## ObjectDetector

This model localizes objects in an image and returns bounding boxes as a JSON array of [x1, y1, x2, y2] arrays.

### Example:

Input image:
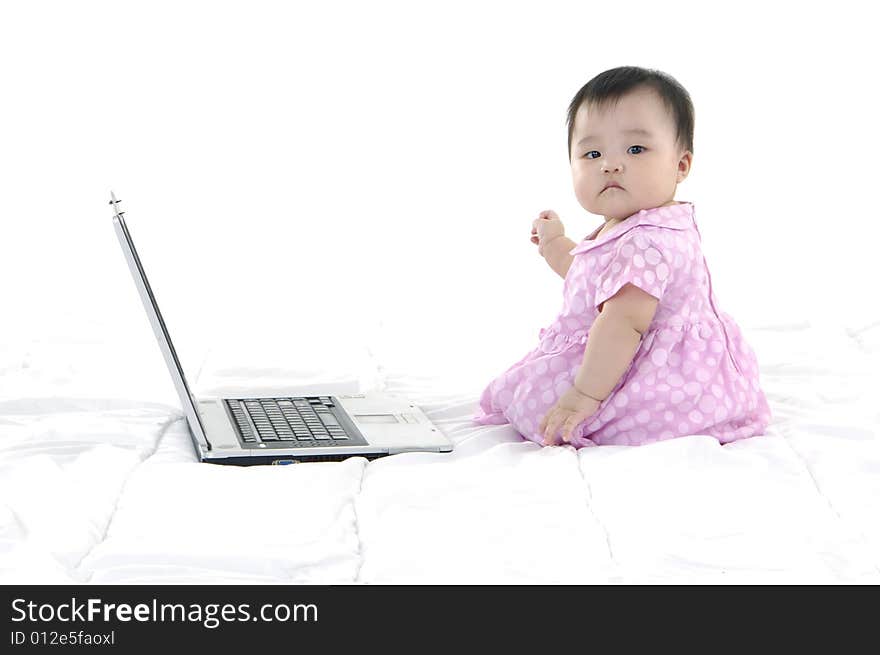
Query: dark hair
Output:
[[566, 66, 694, 162]]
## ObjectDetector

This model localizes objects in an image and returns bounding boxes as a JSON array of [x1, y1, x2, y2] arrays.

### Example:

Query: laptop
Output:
[[109, 191, 453, 465]]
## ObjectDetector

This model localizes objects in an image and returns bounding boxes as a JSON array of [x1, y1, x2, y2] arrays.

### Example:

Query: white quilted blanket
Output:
[[2, 319, 878, 584]]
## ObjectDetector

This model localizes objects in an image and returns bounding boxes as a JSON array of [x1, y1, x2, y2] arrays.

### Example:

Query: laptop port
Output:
[[272, 459, 298, 465]]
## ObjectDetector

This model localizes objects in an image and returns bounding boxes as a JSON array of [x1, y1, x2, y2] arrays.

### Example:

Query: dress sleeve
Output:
[[593, 229, 672, 312]]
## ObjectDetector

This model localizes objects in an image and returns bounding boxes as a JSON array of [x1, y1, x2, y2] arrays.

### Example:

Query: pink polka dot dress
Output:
[[472, 201, 772, 448]]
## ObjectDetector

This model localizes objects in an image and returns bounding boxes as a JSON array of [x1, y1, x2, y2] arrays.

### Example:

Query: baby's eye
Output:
[[583, 145, 646, 159]]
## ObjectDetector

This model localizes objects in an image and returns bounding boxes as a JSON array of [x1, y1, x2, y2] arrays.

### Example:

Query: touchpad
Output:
[[354, 414, 400, 424]]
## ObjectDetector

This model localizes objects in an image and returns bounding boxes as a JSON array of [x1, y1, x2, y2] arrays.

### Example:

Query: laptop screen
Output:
[[110, 195, 210, 451]]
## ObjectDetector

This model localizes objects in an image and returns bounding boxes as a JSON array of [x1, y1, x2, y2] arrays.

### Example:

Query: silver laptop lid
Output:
[[109, 192, 211, 452]]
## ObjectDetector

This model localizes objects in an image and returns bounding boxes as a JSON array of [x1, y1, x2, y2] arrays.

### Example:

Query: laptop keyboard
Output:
[[225, 396, 350, 444]]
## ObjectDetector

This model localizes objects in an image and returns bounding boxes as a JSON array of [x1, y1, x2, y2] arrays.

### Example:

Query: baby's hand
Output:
[[531, 210, 566, 257], [538, 385, 602, 445]]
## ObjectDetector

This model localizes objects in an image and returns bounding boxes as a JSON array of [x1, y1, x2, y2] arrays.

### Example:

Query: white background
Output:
[[1, 0, 876, 402]]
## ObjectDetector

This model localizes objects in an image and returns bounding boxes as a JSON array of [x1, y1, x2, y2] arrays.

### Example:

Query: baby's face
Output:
[[569, 87, 692, 222]]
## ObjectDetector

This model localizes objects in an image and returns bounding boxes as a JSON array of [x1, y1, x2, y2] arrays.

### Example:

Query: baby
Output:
[[472, 66, 771, 448]]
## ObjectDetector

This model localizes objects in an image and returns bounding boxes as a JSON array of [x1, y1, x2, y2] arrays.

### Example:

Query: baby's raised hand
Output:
[[531, 210, 566, 257]]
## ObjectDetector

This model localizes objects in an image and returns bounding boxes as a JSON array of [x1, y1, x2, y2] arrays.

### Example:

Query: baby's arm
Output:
[[573, 284, 659, 400], [541, 236, 576, 279]]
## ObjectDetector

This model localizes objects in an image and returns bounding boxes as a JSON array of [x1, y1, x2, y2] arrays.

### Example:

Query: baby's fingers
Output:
[[542, 412, 565, 446], [561, 416, 578, 443]]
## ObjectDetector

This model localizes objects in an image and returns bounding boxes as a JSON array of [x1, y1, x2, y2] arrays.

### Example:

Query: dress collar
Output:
[[569, 201, 695, 255]]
